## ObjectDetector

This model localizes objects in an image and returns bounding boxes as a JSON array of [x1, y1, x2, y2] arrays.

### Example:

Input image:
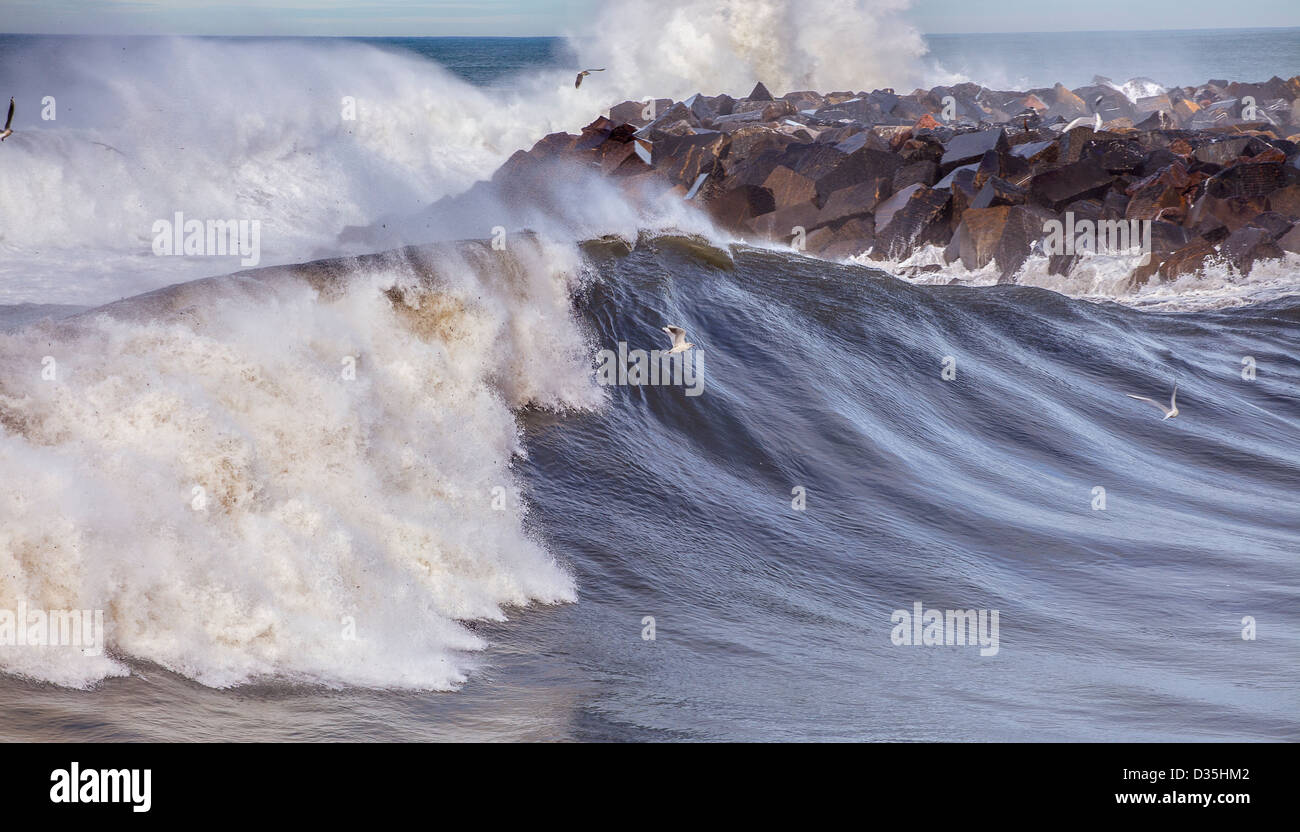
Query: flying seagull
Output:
[[1127, 385, 1179, 420], [0, 98, 13, 141], [1062, 95, 1104, 132], [661, 325, 694, 355], [575, 68, 605, 89]]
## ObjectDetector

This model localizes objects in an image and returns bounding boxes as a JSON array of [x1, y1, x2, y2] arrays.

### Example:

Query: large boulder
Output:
[[1010, 139, 1059, 165], [1048, 83, 1090, 119], [812, 147, 903, 204], [762, 164, 819, 208], [725, 147, 789, 187], [1204, 159, 1285, 198], [783, 90, 827, 111], [725, 127, 793, 170], [940, 128, 1010, 169], [704, 185, 776, 231], [810, 216, 876, 259], [871, 185, 952, 259], [894, 160, 940, 189], [1277, 223, 1300, 254], [1088, 139, 1148, 174], [1244, 210, 1294, 240], [1187, 193, 1269, 233], [946, 204, 1054, 279], [1158, 238, 1218, 279], [1029, 159, 1116, 210], [818, 178, 892, 224], [1265, 183, 1300, 216], [747, 200, 827, 240], [610, 99, 673, 127], [653, 132, 729, 186], [1220, 226, 1284, 271], [1192, 136, 1256, 166], [970, 176, 1029, 209], [835, 130, 892, 154]]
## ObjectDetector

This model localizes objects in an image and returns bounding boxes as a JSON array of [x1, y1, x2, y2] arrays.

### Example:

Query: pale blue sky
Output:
[[2, 0, 1297, 37]]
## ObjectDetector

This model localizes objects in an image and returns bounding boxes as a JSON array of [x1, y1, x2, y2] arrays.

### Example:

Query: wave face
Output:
[[0, 235, 1297, 738], [0, 238, 593, 689], [513, 240, 1300, 740], [1, 28, 1298, 738]]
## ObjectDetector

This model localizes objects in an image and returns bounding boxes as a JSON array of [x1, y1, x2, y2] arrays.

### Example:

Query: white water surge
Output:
[[0, 238, 597, 688]]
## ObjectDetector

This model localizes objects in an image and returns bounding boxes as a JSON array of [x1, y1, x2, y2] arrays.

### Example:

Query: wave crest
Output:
[[0, 237, 595, 688]]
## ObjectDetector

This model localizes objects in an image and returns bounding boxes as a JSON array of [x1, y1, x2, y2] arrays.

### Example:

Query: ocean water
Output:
[[0, 20, 1298, 741], [923, 27, 1300, 91]]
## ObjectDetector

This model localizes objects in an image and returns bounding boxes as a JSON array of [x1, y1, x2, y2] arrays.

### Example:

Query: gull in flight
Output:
[[1, 98, 13, 141], [1127, 384, 1179, 420], [575, 68, 605, 89], [661, 325, 694, 355], [1061, 95, 1104, 132]]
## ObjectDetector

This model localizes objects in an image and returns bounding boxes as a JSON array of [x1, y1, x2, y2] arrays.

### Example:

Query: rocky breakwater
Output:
[[484, 76, 1300, 285]]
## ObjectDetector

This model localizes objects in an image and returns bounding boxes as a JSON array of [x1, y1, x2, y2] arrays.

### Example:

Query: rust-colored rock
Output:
[[872, 185, 952, 259], [653, 132, 728, 186], [1158, 238, 1217, 279], [763, 165, 819, 208], [1266, 184, 1300, 216], [812, 216, 876, 259], [947, 204, 1054, 279], [705, 185, 775, 231], [819, 178, 891, 225], [970, 176, 1028, 209]]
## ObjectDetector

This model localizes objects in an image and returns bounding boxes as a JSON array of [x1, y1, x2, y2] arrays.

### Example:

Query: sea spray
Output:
[[570, 0, 954, 98], [0, 237, 598, 689]]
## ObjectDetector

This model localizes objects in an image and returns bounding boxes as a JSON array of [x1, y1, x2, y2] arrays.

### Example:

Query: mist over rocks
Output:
[[480, 74, 1300, 287]]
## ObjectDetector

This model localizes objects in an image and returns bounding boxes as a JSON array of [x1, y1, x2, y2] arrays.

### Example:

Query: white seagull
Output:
[[661, 325, 694, 355], [0, 97, 13, 141], [1127, 384, 1179, 420], [574, 68, 605, 89], [1061, 95, 1104, 132]]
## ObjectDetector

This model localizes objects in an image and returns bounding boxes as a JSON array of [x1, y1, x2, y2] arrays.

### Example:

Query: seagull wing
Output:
[[1169, 385, 1177, 410], [662, 325, 686, 348], [1127, 394, 1173, 417], [4, 98, 12, 131], [575, 73, 583, 89]]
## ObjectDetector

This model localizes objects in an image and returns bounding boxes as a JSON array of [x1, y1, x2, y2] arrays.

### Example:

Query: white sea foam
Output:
[[857, 245, 1300, 312], [0, 7, 1295, 693], [0, 3, 955, 306], [1100, 76, 1169, 103], [571, 0, 955, 100], [0, 2, 949, 690], [0, 237, 597, 688], [0, 37, 619, 305]]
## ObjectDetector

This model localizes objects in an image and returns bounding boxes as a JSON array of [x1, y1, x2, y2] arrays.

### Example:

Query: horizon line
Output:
[[1, 24, 1298, 39]]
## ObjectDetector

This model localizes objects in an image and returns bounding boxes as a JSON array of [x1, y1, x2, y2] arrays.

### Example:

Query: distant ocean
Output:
[[0, 26, 1297, 741], [360, 28, 1300, 90]]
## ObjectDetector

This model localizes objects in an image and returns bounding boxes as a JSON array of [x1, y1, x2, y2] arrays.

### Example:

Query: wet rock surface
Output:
[[480, 74, 1300, 285]]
